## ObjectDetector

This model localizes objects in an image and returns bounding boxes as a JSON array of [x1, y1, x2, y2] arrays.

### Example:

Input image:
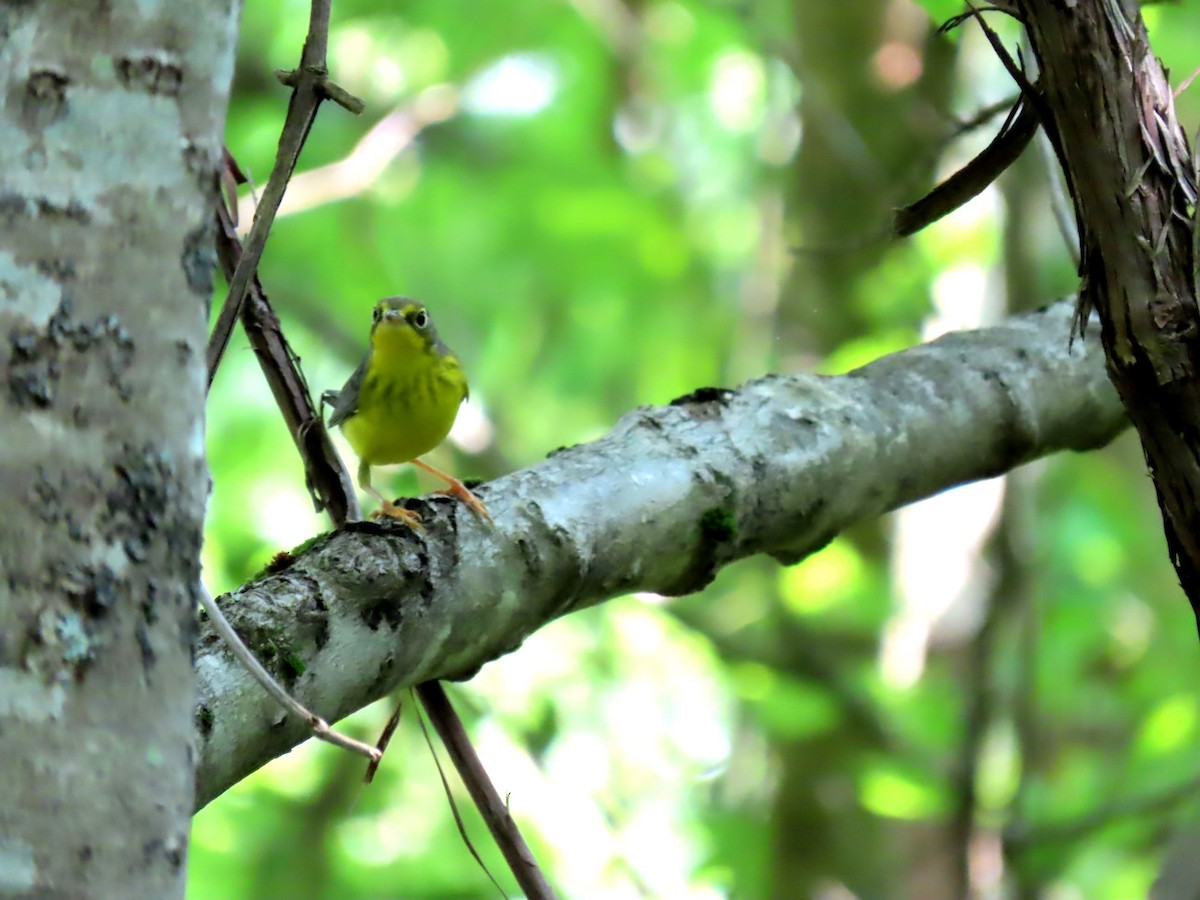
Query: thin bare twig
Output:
[[892, 7, 1045, 240], [416, 682, 558, 900], [206, 0, 363, 386], [413, 694, 510, 900], [213, 167, 359, 524], [364, 696, 404, 784], [1036, 126, 1081, 269], [893, 98, 1040, 237], [938, 5, 1023, 34], [199, 584, 381, 763], [1173, 65, 1200, 100], [957, 5, 1042, 116], [948, 93, 1022, 139]]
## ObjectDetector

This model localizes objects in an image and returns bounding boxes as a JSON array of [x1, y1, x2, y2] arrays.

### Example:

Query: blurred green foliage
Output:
[[193, 1, 1200, 897]]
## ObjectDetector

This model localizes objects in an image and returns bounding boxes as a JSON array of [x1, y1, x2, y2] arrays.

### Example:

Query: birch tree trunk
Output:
[[0, 3, 236, 896]]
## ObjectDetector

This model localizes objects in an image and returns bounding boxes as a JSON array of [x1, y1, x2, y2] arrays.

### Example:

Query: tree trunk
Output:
[[1017, 2, 1200, 627], [0, 2, 236, 896]]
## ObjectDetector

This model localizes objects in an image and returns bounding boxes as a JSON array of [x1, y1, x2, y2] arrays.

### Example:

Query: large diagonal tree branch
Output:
[[195, 300, 1126, 807], [1015, 3, 1200, 624]]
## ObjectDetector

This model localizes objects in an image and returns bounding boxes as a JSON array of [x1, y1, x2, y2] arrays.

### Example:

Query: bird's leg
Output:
[[411, 458, 491, 522], [359, 461, 423, 528]]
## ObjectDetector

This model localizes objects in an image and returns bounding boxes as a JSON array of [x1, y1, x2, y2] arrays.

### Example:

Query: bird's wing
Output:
[[436, 343, 470, 403], [325, 357, 369, 428]]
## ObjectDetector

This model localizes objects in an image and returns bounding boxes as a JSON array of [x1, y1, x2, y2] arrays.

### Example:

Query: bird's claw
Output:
[[370, 501, 423, 529], [436, 483, 491, 522]]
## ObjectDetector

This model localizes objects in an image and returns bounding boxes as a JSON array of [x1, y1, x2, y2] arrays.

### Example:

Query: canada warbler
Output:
[[323, 298, 489, 526]]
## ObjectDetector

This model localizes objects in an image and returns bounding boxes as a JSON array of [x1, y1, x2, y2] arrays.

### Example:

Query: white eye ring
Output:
[[413, 309, 429, 329], [372, 306, 383, 323]]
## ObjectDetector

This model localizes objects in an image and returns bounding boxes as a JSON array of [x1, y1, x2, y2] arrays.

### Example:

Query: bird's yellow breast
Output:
[[341, 323, 467, 466]]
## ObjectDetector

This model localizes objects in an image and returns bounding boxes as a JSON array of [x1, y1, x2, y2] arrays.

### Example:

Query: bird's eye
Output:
[[372, 305, 383, 323], [412, 309, 429, 329]]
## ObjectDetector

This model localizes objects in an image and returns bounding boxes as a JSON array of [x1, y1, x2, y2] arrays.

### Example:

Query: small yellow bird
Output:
[[323, 298, 489, 527]]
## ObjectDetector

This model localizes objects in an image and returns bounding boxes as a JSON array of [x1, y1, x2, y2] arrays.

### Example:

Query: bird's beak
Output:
[[382, 308, 403, 322]]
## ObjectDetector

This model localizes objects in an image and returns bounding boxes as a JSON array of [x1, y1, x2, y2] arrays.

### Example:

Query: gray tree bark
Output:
[[195, 300, 1127, 808], [0, 3, 236, 897]]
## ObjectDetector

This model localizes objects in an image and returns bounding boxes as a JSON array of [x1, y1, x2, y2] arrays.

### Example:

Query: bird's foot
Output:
[[369, 500, 423, 528], [436, 480, 491, 522]]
